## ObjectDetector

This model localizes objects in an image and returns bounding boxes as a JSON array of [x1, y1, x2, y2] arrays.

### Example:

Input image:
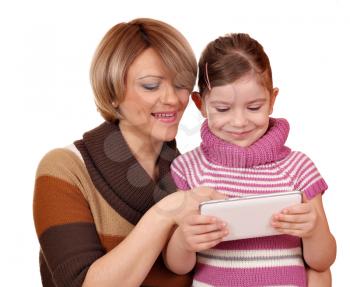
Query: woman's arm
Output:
[[83, 206, 174, 287]]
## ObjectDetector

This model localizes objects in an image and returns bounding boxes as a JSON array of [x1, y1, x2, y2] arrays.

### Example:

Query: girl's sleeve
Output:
[[33, 149, 105, 287], [170, 156, 191, 191], [292, 152, 328, 200]]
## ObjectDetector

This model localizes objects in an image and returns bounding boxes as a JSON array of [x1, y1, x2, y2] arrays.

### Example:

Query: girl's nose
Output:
[[230, 111, 248, 127]]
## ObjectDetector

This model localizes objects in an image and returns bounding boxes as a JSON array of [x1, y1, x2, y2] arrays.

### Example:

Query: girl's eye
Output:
[[142, 83, 159, 91], [215, 107, 229, 113], [248, 106, 261, 111]]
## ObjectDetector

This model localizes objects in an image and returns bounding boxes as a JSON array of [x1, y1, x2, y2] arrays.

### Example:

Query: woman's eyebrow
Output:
[[137, 75, 164, 80]]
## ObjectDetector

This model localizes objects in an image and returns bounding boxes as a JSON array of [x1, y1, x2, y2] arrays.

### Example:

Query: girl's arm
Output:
[[163, 212, 228, 275], [272, 193, 336, 271], [301, 194, 336, 271]]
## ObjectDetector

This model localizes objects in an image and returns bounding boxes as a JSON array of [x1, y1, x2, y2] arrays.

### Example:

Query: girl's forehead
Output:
[[208, 78, 268, 103]]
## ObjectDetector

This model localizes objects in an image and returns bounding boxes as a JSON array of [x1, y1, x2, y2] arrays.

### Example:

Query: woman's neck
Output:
[[119, 122, 162, 180]]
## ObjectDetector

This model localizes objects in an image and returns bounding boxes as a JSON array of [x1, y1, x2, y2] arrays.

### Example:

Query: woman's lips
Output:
[[151, 112, 177, 123]]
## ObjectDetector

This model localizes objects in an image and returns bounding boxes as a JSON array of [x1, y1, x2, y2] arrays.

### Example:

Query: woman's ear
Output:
[[269, 87, 279, 114]]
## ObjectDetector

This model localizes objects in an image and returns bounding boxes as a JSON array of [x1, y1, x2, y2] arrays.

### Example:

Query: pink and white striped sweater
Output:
[[171, 118, 328, 287]]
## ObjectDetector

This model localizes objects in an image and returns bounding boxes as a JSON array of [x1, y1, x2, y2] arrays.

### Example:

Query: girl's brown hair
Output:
[[90, 18, 197, 122], [198, 33, 273, 96]]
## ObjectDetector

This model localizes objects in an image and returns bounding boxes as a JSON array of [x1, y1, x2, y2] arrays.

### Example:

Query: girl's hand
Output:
[[176, 213, 229, 252], [271, 201, 318, 238], [155, 186, 227, 226]]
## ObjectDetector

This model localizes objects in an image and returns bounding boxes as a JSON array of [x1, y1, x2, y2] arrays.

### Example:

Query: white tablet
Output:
[[199, 191, 302, 241]]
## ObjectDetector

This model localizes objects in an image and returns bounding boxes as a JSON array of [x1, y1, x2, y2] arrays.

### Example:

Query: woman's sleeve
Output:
[[292, 152, 328, 200], [33, 149, 105, 287]]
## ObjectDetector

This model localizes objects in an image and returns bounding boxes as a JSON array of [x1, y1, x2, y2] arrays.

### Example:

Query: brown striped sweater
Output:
[[33, 121, 192, 287]]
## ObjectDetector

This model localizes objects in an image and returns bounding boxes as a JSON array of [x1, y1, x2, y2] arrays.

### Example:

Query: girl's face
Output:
[[116, 48, 190, 144], [202, 73, 278, 147]]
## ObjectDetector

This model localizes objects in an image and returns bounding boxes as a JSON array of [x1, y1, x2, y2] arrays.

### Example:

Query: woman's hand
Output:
[[271, 200, 318, 238], [176, 213, 229, 252], [155, 186, 227, 226]]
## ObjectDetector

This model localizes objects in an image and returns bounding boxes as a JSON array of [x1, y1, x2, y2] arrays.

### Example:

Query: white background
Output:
[[1, 0, 349, 285]]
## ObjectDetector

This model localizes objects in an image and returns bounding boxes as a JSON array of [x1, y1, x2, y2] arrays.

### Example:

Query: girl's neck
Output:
[[200, 118, 291, 168]]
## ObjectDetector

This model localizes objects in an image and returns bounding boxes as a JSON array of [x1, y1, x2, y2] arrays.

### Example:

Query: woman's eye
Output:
[[174, 84, 186, 90], [248, 106, 261, 111], [215, 107, 229, 113], [142, 84, 159, 91]]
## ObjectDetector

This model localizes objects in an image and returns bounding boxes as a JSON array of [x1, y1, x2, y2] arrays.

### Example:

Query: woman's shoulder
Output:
[[35, 144, 86, 183]]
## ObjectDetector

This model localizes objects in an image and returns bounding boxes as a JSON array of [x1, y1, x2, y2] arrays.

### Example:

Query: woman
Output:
[[33, 18, 224, 287]]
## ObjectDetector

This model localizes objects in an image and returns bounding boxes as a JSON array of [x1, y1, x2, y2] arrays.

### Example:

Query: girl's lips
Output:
[[151, 112, 178, 123], [229, 130, 252, 138]]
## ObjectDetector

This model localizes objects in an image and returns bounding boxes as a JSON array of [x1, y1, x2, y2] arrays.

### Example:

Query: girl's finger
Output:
[[187, 214, 223, 226], [194, 229, 229, 244], [196, 238, 224, 251], [188, 222, 227, 235], [282, 203, 311, 215], [273, 213, 308, 223]]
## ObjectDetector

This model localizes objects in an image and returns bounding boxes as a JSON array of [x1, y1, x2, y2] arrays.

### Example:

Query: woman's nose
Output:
[[160, 86, 179, 105]]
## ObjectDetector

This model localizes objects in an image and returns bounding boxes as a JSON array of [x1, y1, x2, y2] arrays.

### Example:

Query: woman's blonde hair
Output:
[[90, 18, 197, 122]]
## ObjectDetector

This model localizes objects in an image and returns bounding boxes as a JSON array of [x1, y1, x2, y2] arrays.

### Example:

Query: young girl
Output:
[[163, 34, 336, 286]]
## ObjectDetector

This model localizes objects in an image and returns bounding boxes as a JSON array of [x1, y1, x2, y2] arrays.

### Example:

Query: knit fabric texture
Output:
[[33, 121, 192, 287], [171, 118, 328, 287]]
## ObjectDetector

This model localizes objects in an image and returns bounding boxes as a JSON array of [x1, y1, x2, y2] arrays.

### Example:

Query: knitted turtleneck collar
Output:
[[200, 118, 291, 168], [74, 121, 179, 225]]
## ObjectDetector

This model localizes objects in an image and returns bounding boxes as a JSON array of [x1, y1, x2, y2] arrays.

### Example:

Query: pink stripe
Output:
[[304, 178, 327, 199], [194, 263, 306, 287], [213, 235, 301, 250], [282, 152, 306, 176], [188, 149, 204, 186], [198, 149, 283, 175], [171, 168, 190, 190], [176, 155, 196, 188]]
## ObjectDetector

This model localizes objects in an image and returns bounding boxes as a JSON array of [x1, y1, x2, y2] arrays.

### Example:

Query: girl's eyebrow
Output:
[[247, 98, 267, 104], [209, 100, 231, 105]]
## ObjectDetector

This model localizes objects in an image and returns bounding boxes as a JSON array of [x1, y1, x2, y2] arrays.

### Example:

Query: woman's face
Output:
[[116, 48, 190, 144]]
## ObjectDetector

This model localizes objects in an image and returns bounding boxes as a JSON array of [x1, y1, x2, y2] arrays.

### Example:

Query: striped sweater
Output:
[[170, 118, 328, 287], [33, 121, 192, 287]]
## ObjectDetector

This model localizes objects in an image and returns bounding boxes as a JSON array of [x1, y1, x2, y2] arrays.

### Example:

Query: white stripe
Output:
[[197, 255, 304, 268], [201, 182, 293, 192], [299, 170, 321, 189], [201, 174, 292, 186], [171, 164, 187, 181], [199, 247, 302, 258], [188, 149, 203, 186], [178, 155, 197, 188], [192, 280, 214, 287]]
